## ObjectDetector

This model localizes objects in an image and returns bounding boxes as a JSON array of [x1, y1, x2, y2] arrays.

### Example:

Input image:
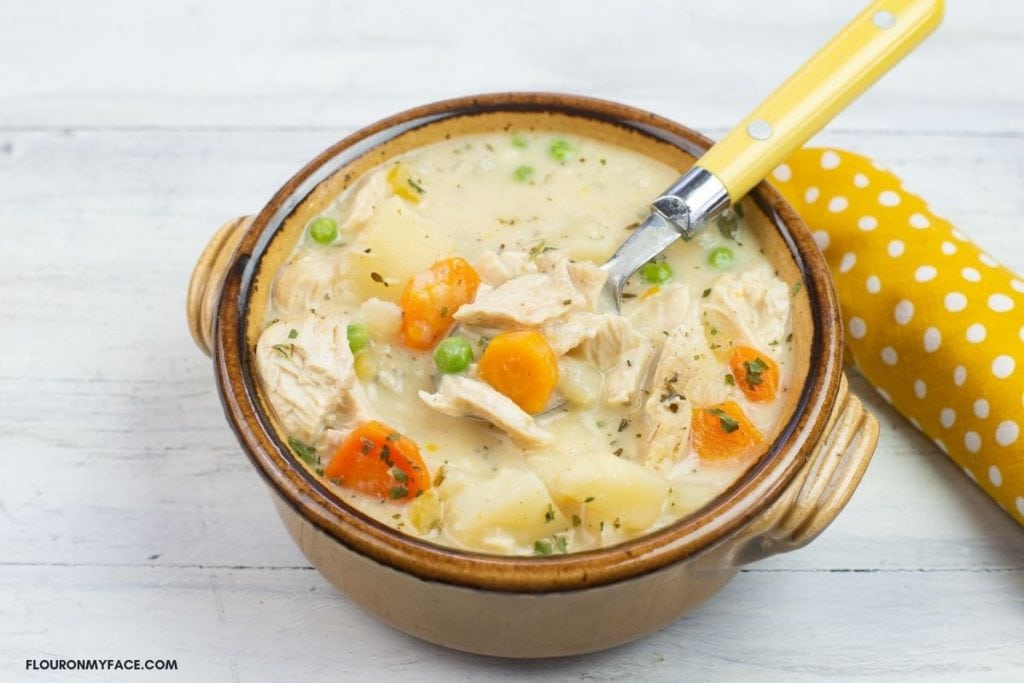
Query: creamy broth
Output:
[[256, 131, 796, 555]]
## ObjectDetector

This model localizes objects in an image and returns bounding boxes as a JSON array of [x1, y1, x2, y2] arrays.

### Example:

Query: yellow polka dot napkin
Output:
[[771, 148, 1023, 525]]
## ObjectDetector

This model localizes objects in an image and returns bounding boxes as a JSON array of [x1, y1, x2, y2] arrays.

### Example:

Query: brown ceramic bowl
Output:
[[186, 93, 878, 658]]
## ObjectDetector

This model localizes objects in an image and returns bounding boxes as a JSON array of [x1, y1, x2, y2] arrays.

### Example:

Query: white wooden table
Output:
[[3, 1, 1022, 680]]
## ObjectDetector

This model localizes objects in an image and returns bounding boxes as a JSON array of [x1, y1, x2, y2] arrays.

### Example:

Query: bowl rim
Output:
[[212, 91, 843, 593]]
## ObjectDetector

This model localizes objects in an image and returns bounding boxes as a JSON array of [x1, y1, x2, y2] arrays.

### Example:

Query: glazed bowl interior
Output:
[[215, 93, 841, 592]]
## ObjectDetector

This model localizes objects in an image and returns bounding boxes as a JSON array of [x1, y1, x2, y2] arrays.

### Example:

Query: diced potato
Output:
[[529, 451, 670, 532], [443, 468, 570, 551], [408, 489, 442, 533], [667, 479, 722, 517], [339, 197, 456, 303], [557, 356, 603, 406]]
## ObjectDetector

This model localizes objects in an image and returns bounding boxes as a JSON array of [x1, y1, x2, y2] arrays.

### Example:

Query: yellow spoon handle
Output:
[[698, 0, 944, 201]]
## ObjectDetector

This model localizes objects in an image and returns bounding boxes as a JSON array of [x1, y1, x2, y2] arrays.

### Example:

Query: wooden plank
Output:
[[0, 1, 1021, 132], [1, 564, 1021, 680]]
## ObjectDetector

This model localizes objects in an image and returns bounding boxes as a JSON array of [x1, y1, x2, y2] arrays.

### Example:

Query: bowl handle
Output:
[[186, 216, 253, 356], [729, 374, 879, 566]]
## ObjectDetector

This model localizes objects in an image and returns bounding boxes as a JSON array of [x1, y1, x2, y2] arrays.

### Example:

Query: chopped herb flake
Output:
[[544, 504, 555, 523], [271, 343, 294, 358], [388, 485, 409, 500], [533, 539, 553, 556], [407, 178, 425, 194], [287, 436, 318, 466], [743, 357, 769, 387], [708, 408, 740, 433], [287, 328, 298, 339]]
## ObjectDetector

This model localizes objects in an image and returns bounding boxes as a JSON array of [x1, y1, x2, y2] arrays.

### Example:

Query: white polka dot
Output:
[[812, 231, 830, 252], [961, 267, 981, 282], [909, 417, 922, 430], [820, 151, 841, 169], [940, 241, 957, 255], [828, 196, 849, 213], [951, 229, 967, 242], [944, 292, 967, 312], [987, 463, 1001, 485], [839, 252, 856, 273], [923, 327, 941, 352], [853, 173, 870, 188], [992, 355, 1015, 379], [878, 190, 901, 207], [914, 380, 927, 399], [979, 253, 998, 268], [908, 213, 930, 229], [965, 323, 986, 343], [858, 215, 878, 231], [988, 293, 1014, 313], [914, 265, 937, 282], [866, 275, 881, 293], [1011, 279, 1024, 293], [995, 421, 1019, 447], [973, 399, 989, 419], [940, 408, 956, 428], [1020, 325, 1024, 343], [876, 387, 892, 404], [805, 187, 820, 203], [881, 347, 898, 365], [894, 300, 914, 325], [772, 163, 792, 181], [849, 317, 867, 339], [962, 465, 975, 480], [1016, 497, 1024, 517], [887, 240, 905, 257], [953, 366, 967, 386], [965, 432, 981, 453]]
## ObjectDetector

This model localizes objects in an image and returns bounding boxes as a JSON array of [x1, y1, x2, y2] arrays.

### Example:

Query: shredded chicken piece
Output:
[[542, 312, 653, 406], [270, 253, 340, 316], [454, 254, 607, 328], [255, 315, 374, 444], [628, 284, 692, 341], [474, 250, 536, 287], [418, 376, 554, 449], [643, 301, 729, 470], [337, 168, 391, 235], [703, 266, 792, 355]]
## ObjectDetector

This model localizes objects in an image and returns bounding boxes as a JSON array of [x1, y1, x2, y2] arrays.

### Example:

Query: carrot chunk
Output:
[[477, 330, 559, 414], [691, 401, 764, 462], [728, 346, 779, 402], [399, 257, 480, 350], [325, 421, 430, 503]]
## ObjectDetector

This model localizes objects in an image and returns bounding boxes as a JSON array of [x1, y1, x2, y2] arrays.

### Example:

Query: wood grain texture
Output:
[[2, 0, 1023, 679]]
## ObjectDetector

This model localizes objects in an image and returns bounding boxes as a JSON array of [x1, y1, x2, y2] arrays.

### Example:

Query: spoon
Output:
[[447, 0, 944, 411], [601, 0, 943, 308]]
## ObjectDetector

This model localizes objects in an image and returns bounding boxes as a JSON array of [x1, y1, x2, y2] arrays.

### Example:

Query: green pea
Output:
[[309, 217, 338, 245], [433, 337, 473, 374], [346, 323, 370, 353], [513, 165, 534, 182], [547, 139, 576, 163], [708, 247, 735, 270], [640, 261, 673, 284]]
